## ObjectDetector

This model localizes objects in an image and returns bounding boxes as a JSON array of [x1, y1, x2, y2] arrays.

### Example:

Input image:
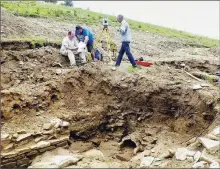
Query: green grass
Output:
[[3, 36, 62, 48], [1, 1, 219, 47]]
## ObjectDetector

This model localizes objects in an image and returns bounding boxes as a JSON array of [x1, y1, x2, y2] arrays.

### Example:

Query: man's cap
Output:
[[75, 25, 82, 30]]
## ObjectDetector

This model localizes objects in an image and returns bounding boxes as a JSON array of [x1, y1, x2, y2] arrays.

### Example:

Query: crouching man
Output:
[[60, 31, 86, 66]]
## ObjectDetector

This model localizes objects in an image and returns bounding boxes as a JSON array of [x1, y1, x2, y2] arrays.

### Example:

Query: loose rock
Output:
[[210, 162, 220, 168], [55, 69, 62, 75], [192, 84, 202, 90], [1, 133, 9, 140], [12, 133, 19, 139], [131, 150, 150, 163], [43, 123, 53, 130], [29, 148, 82, 168], [30, 141, 50, 150], [83, 149, 104, 160], [61, 121, 70, 127], [175, 148, 188, 161], [187, 150, 196, 157], [206, 134, 219, 141], [192, 161, 209, 168], [194, 151, 202, 163], [140, 156, 154, 167], [4, 143, 14, 150], [211, 126, 220, 136], [34, 137, 43, 143], [16, 133, 32, 142], [51, 118, 62, 128], [17, 129, 27, 134], [116, 154, 130, 161], [187, 156, 194, 162], [198, 137, 220, 153]]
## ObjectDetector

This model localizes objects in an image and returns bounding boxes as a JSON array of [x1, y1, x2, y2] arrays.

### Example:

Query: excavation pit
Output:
[[1, 45, 219, 168]]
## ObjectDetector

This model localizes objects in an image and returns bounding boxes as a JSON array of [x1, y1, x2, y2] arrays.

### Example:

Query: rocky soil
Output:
[[1, 8, 220, 168]]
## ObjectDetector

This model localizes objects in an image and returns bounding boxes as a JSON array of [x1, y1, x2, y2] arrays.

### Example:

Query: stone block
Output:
[[39, 146, 56, 153], [1, 151, 18, 159], [16, 147, 31, 155], [1, 158, 16, 165], [43, 130, 54, 135], [17, 139, 29, 147], [62, 145, 69, 149], [16, 133, 32, 142], [1, 161, 17, 168], [49, 139, 61, 146], [175, 148, 188, 161], [30, 141, 51, 150], [49, 136, 69, 146], [43, 123, 53, 130], [140, 156, 155, 167], [26, 150, 38, 157], [199, 137, 220, 153], [17, 157, 29, 166], [56, 141, 68, 148]]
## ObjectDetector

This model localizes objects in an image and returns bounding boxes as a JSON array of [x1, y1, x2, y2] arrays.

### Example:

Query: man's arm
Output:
[[83, 29, 90, 44], [64, 41, 78, 51], [119, 21, 127, 34], [75, 30, 80, 41]]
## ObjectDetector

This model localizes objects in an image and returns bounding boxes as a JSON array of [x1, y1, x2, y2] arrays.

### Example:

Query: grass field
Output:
[[1, 1, 219, 47]]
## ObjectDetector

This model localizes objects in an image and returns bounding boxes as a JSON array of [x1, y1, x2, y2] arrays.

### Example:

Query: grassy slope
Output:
[[1, 1, 219, 47]]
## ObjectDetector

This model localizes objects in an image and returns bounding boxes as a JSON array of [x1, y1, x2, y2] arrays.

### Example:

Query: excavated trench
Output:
[[1, 44, 219, 168], [60, 69, 217, 139]]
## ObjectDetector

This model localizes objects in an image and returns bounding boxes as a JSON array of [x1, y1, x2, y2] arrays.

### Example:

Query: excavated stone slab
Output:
[[16, 133, 32, 142], [1, 133, 9, 140], [140, 156, 155, 167], [206, 134, 219, 141], [198, 137, 220, 153], [43, 123, 53, 130], [210, 162, 220, 168], [28, 148, 83, 168], [1, 151, 18, 159], [43, 130, 54, 135], [61, 121, 70, 127], [30, 141, 50, 150], [16, 147, 31, 154], [211, 126, 220, 136], [192, 161, 209, 168], [83, 149, 104, 160], [4, 143, 14, 151], [175, 148, 188, 161], [194, 151, 202, 163], [49, 136, 69, 146]]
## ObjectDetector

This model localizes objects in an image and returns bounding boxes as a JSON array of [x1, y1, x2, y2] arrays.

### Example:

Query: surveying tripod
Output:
[[93, 25, 116, 63]]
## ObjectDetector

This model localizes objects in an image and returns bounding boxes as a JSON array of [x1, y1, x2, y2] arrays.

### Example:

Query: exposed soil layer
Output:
[[1, 8, 220, 168]]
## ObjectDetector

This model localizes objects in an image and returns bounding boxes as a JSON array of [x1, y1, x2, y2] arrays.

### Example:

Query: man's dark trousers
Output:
[[115, 42, 136, 66]]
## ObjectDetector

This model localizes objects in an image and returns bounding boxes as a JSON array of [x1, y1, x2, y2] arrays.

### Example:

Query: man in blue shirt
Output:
[[75, 25, 94, 56]]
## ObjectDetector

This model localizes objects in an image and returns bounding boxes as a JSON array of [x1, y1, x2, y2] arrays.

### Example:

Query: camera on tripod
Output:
[[102, 17, 108, 27]]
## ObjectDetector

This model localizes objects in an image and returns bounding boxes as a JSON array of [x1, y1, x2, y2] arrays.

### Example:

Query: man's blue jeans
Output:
[[115, 42, 136, 67]]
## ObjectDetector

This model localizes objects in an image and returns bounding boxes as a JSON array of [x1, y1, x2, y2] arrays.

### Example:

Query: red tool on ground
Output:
[[136, 61, 153, 67]]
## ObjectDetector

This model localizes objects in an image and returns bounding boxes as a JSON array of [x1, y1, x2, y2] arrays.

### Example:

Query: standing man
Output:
[[111, 14, 137, 71], [60, 31, 86, 66], [75, 25, 94, 59]]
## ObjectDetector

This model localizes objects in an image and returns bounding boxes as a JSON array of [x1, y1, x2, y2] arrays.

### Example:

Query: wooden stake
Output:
[[183, 70, 203, 82]]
